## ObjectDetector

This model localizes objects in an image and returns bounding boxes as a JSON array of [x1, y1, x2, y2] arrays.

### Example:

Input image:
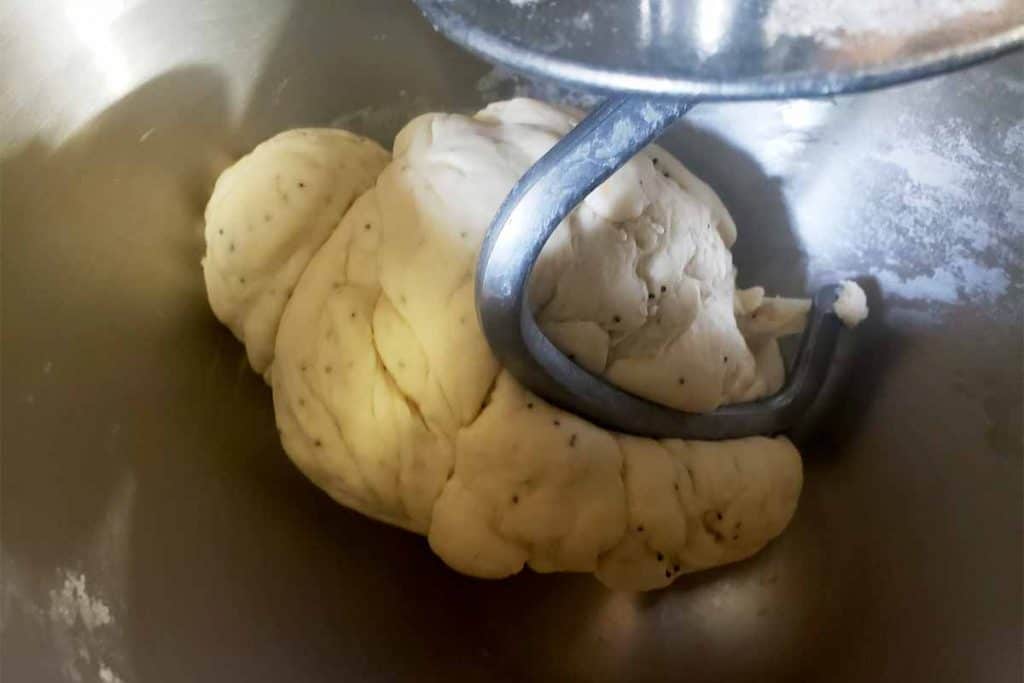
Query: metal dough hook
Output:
[[413, 0, 1024, 439], [476, 95, 844, 439]]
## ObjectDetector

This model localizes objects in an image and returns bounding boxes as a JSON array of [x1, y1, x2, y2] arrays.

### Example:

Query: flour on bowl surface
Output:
[[764, 0, 1008, 48]]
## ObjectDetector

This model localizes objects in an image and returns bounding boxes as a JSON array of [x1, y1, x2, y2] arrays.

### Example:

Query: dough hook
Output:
[[413, 0, 1024, 439]]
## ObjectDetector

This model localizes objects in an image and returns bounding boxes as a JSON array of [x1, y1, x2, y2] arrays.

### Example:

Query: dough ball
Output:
[[203, 129, 389, 375], [212, 99, 809, 590]]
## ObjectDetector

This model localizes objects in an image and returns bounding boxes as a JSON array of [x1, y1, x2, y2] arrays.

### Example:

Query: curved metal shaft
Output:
[[476, 96, 845, 439]]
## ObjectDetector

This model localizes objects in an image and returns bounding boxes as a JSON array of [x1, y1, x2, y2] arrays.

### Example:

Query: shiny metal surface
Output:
[[414, 0, 1024, 97], [2, 2, 1021, 682], [477, 95, 847, 439]]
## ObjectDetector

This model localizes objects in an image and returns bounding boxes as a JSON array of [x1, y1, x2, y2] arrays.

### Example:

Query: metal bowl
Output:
[[2, 2, 1021, 682]]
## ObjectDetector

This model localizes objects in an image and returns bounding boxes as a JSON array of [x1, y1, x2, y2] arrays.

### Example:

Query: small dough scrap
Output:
[[738, 294, 814, 394], [203, 129, 389, 375], [834, 280, 869, 328]]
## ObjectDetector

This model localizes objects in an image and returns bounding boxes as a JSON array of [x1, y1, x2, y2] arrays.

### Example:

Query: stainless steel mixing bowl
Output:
[[2, 2, 1021, 682]]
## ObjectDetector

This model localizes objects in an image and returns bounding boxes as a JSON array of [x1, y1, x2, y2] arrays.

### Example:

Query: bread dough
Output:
[[834, 280, 869, 328], [206, 99, 816, 590], [203, 129, 389, 376]]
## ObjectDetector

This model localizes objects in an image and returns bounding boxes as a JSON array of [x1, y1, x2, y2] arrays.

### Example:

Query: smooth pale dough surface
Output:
[[203, 129, 390, 376], [210, 99, 809, 590]]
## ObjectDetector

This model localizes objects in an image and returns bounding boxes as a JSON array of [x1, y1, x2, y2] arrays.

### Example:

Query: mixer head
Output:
[[414, 0, 1023, 98]]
